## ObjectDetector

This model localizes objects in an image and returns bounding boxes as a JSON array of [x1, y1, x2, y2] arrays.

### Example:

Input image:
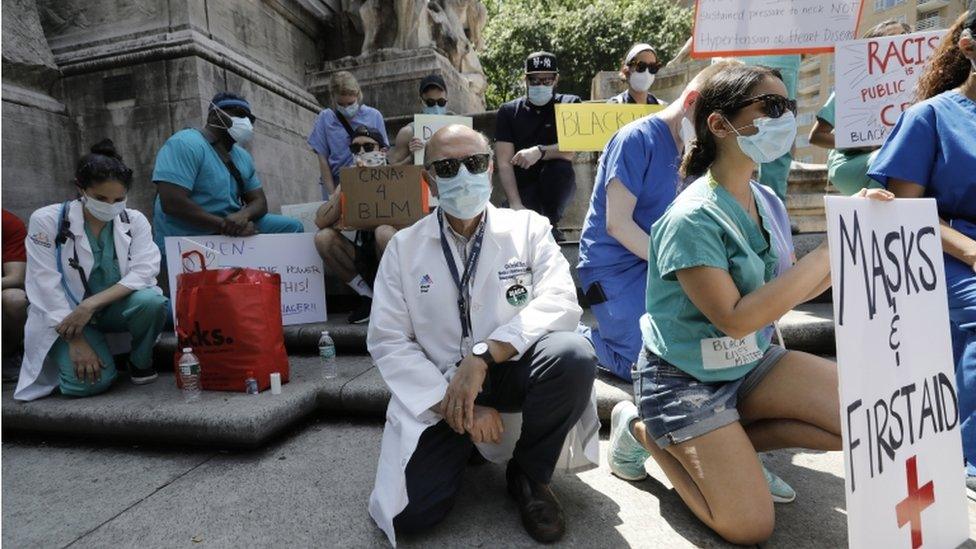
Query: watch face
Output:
[[473, 342, 489, 355]]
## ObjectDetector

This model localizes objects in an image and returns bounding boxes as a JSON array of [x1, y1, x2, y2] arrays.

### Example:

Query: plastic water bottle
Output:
[[244, 370, 259, 395], [319, 331, 337, 379], [178, 348, 201, 402]]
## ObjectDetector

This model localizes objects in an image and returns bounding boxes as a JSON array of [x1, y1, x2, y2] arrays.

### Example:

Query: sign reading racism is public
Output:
[[691, 0, 863, 57], [413, 114, 474, 165], [555, 103, 663, 152], [834, 30, 945, 149], [339, 165, 429, 229], [164, 233, 327, 326], [825, 197, 970, 548]]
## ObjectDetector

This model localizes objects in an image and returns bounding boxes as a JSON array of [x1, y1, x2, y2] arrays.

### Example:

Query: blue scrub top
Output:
[[578, 116, 680, 276], [151, 129, 262, 249], [307, 106, 389, 180]]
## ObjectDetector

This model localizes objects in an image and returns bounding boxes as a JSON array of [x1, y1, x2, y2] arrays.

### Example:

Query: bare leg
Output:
[[374, 225, 397, 257], [314, 228, 357, 283]]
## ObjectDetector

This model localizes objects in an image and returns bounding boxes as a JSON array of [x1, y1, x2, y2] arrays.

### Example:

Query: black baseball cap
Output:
[[419, 74, 447, 94], [352, 125, 387, 148], [525, 51, 558, 74]]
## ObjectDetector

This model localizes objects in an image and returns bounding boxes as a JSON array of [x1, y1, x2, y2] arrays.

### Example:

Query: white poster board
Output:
[[691, 0, 862, 58], [165, 233, 327, 326], [281, 202, 325, 233], [825, 197, 969, 549], [413, 114, 473, 165], [834, 30, 945, 149]]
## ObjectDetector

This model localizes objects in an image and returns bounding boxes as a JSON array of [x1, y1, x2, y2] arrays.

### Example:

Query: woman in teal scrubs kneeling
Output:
[[606, 65, 892, 544], [15, 140, 168, 401]]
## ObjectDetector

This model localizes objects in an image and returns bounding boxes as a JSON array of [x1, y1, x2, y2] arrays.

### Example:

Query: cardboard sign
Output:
[[834, 30, 945, 149], [339, 165, 429, 229], [413, 114, 474, 165], [164, 233, 327, 326], [554, 103, 663, 152], [825, 197, 970, 549], [692, 0, 863, 57], [281, 202, 325, 233]]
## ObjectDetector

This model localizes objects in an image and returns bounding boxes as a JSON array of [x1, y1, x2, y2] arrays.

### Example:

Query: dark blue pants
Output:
[[515, 160, 576, 227], [392, 332, 596, 535]]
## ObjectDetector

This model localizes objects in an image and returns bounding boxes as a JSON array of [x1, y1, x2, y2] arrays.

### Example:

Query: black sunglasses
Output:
[[423, 98, 448, 107], [728, 94, 797, 119], [629, 61, 661, 74], [350, 143, 378, 154], [425, 153, 491, 178], [527, 75, 557, 86]]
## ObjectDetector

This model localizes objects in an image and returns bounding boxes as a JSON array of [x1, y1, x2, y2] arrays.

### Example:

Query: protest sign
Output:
[[834, 30, 945, 149], [554, 103, 663, 152], [413, 114, 473, 165], [691, 0, 863, 58], [281, 202, 325, 233], [825, 197, 969, 549], [164, 233, 327, 326], [340, 165, 429, 229]]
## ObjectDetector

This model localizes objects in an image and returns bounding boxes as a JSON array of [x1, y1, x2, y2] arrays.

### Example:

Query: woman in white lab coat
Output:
[[15, 139, 167, 401]]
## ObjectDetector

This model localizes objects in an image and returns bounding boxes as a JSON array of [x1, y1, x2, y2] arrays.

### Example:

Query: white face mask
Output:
[[629, 71, 655, 92], [357, 150, 387, 167], [337, 102, 360, 119], [83, 193, 126, 222], [726, 112, 797, 165], [227, 116, 254, 145]]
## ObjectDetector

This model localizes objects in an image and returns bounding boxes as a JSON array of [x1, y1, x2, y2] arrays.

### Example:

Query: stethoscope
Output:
[[54, 200, 131, 307]]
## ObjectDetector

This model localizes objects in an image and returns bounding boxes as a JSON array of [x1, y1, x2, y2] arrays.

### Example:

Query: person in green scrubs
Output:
[[606, 65, 893, 545]]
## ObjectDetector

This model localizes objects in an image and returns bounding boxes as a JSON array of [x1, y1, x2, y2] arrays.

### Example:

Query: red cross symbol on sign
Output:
[[895, 455, 935, 549]]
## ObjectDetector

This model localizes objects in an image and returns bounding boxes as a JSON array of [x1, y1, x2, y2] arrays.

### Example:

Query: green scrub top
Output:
[[642, 174, 779, 382], [84, 220, 122, 294], [818, 92, 881, 196]]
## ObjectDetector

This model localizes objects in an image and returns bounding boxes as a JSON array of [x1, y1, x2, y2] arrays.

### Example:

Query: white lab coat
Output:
[[14, 200, 162, 402], [366, 204, 600, 546]]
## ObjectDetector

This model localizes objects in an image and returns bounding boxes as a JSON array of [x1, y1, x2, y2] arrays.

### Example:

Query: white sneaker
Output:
[[608, 401, 650, 481]]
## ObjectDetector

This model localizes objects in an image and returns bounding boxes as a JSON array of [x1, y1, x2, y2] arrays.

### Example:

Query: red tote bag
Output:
[[174, 251, 289, 392]]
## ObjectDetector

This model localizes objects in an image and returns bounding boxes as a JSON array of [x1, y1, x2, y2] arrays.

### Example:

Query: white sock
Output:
[[347, 275, 374, 298]]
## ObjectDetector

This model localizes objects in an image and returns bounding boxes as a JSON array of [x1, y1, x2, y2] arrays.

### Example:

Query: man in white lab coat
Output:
[[367, 124, 599, 545]]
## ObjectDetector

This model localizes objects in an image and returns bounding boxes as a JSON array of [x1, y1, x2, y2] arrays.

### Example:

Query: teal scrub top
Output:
[[642, 175, 779, 382], [84, 220, 122, 294]]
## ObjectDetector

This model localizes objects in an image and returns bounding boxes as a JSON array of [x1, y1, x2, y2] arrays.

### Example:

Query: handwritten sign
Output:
[[413, 114, 473, 165], [164, 233, 327, 326], [554, 103, 663, 152], [825, 197, 969, 549], [692, 0, 863, 57], [281, 202, 325, 233], [339, 165, 429, 229], [834, 30, 945, 149]]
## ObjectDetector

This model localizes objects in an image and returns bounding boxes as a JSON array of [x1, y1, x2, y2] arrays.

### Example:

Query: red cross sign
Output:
[[895, 455, 935, 549]]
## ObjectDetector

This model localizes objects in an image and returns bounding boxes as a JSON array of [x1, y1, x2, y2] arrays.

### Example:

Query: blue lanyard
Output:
[[438, 213, 486, 341]]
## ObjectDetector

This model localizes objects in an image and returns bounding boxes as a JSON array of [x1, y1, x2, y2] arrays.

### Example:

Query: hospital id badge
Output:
[[700, 333, 762, 370]]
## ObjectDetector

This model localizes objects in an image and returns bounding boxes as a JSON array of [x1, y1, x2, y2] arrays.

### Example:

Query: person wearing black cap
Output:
[[390, 74, 454, 165], [495, 51, 581, 241], [152, 91, 302, 256], [313, 125, 396, 324]]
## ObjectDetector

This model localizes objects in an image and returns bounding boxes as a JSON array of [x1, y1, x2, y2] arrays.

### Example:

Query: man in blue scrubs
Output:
[[152, 92, 303, 254]]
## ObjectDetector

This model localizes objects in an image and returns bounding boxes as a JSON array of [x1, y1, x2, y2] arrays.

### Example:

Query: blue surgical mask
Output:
[[726, 112, 797, 165], [337, 102, 360, 119], [527, 85, 554, 106], [422, 104, 448, 115], [435, 165, 492, 220]]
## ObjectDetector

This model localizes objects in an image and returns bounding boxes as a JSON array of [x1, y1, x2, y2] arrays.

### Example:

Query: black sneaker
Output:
[[348, 297, 372, 325], [130, 364, 158, 385]]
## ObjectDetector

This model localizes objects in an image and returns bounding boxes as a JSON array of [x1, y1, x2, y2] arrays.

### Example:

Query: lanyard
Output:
[[438, 213, 486, 345]]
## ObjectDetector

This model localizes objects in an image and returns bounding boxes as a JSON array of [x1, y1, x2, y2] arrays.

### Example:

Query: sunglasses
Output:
[[425, 153, 491, 178], [527, 76, 557, 86], [629, 61, 661, 74], [728, 94, 797, 119], [423, 98, 448, 107], [350, 143, 379, 154]]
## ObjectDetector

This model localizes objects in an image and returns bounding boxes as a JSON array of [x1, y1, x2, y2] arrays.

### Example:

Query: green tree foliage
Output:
[[480, 0, 693, 109]]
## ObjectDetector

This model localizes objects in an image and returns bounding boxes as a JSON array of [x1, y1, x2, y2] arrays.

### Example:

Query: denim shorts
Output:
[[632, 345, 788, 448]]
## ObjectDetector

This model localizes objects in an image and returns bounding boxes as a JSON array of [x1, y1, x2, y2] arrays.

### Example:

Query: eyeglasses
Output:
[[350, 143, 378, 154], [629, 61, 661, 74], [425, 153, 491, 178], [527, 75, 556, 86], [728, 94, 797, 119], [423, 98, 448, 107]]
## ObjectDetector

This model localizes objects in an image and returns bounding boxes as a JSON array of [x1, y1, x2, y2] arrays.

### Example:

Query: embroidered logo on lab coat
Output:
[[29, 232, 52, 248], [420, 274, 433, 294]]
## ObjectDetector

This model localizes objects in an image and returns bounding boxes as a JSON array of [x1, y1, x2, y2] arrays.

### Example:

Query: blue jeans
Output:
[[579, 261, 647, 381], [945, 256, 976, 476]]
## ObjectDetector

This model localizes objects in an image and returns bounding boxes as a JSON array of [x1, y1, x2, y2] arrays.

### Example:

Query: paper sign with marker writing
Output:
[[555, 103, 663, 152], [340, 165, 429, 229], [281, 202, 325, 233], [164, 233, 327, 326], [692, 0, 862, 57], [825, 197, 969, 549], [413, 114, 473, 165], [834, 30, 945, 149]]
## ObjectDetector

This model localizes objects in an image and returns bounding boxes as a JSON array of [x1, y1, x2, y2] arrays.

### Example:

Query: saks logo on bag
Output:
[[179, 321, 235, 348]]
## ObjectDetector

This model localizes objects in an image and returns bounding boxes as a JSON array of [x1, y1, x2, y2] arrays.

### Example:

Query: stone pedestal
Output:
[[309, 48, 486, 118], [590, 71, 627, 101]]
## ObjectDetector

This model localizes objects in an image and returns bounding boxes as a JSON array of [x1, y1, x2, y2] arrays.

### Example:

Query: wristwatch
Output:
[[472, 341, 496, 367]]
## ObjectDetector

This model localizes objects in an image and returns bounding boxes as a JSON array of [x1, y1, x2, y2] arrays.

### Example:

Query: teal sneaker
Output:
[[608, 401, 650, 481], [763, 464, 796, 503]]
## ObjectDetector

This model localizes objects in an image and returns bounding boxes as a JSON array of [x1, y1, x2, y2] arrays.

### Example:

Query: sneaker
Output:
[[130, 364, 158, 385], [348, 297, 372, 325], [763, 464, 796, 503], [608, 401, 650, 481], [966, 475, 976, 502]]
